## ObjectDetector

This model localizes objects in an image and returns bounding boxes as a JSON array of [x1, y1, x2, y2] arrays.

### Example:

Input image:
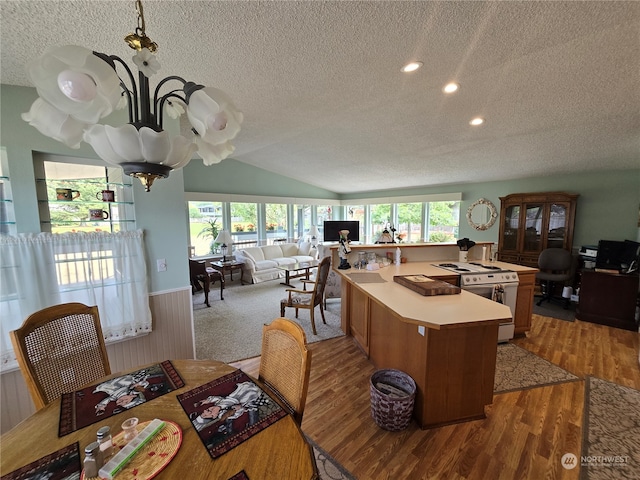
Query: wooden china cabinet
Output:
[[497, 192, 578, 268]]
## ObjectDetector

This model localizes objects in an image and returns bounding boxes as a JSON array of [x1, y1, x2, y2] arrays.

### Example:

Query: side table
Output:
[[211, 260, 246, 285]]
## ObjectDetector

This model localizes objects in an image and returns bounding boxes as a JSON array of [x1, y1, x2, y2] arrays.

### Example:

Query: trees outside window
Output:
[[427, 201, 459, 242], [397, 203, 422, 243], [370, 204, 391, 243]]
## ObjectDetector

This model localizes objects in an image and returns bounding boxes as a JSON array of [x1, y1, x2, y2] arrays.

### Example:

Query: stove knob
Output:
[[472, 276, 478, 283]]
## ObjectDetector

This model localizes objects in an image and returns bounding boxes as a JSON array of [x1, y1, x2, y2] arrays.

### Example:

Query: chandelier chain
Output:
[[135, 0, 146, 37]]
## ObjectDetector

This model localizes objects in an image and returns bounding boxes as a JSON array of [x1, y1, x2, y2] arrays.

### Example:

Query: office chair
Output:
[[535, 248, 573, 309]]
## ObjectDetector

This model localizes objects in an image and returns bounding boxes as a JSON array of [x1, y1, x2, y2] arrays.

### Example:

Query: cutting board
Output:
[[393, 275, 461, 296]]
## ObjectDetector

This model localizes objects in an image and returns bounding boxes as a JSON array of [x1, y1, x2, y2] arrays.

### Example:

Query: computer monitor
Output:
[[323, 221, 360, 242], [596, 239, 640, 271]]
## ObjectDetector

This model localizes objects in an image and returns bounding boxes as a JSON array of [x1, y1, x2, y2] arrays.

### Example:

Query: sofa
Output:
[[235, 242, 317, 284]]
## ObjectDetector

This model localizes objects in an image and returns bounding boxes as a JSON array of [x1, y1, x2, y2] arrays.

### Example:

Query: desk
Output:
[[0, 360, 317, 480]]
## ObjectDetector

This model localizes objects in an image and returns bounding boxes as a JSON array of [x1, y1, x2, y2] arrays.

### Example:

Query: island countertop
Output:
[[336, 261, 517, 329]]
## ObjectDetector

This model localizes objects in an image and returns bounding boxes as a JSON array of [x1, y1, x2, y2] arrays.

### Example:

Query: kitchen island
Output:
[[331, 244, 536, 429]]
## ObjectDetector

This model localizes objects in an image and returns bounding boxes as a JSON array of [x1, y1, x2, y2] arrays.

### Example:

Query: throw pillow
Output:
[[298, 241, 311, 255]]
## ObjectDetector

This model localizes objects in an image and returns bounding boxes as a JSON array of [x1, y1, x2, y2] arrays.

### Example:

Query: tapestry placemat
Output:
[[59, 360, 184, 436], [1, 442, 81, 480], [177, 369, 287, 459], [228, 471, 249, 480]]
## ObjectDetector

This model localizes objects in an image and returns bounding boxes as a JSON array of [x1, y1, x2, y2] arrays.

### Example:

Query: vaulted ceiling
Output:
[[1, 1, 638, 193]]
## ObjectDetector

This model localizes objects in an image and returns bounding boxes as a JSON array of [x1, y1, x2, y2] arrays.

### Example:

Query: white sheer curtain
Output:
[[0, 230, 152, 371]]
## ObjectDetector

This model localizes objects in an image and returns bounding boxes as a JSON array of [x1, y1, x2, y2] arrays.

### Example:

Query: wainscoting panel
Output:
[[0, 288, 194, 434]]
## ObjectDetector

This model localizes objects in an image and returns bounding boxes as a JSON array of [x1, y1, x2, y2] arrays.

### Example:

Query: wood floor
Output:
[[232, 315, 640, 479]]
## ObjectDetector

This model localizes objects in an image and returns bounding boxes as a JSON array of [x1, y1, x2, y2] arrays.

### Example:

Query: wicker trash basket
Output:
[[370, 369, 416, 431]]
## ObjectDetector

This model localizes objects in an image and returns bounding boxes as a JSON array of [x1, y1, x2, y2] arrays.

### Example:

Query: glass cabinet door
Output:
[[546, 202, 569, 249], [502, 205, 520, 251], [523, 203, 544, 253]]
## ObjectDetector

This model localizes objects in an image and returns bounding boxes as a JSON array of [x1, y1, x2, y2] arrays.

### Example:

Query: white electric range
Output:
[[434, 262, 518, 342]]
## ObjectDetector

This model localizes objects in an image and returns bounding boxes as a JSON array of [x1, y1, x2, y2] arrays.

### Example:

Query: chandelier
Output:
[[22, 0, 242, 191]]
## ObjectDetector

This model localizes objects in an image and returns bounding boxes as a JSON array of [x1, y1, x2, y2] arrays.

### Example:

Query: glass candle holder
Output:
[[121, 417, 139, 443]]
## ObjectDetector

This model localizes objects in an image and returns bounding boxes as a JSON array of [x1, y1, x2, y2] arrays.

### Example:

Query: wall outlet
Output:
[[157, 259, 167, 272], [418, 325, 425, 336]]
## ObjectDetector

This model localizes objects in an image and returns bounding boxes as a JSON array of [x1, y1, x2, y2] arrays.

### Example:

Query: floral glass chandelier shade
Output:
[[21, 0, 242, 191]]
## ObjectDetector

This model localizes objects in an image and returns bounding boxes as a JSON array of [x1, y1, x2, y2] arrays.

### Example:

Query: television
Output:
[[323, 220, 360, 242], [596, 239, 640, 272]]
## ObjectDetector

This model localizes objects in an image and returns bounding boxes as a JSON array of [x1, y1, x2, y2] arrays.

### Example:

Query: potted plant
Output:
[[246, 223, 255, 232], [234, 224, 245, 232], [198, 218, 220, 254]]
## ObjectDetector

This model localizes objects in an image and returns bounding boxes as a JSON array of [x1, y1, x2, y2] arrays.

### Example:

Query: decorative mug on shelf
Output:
[[56, 188, 80, 201], [96, 189, 115, 202], [89, 209, 109, 221]]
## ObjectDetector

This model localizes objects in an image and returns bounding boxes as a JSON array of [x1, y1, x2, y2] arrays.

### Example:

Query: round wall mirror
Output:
[[467, 198, 498, 231]]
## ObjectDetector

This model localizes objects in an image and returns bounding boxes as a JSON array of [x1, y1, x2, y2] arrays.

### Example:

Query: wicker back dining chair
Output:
[[10, 302, 111, 410], [280, 256, 331, 335], [259, 317, 312, 425]]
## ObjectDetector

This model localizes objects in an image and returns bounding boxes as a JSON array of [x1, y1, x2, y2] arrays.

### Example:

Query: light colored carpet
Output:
[[494, 343, 579, 393], [192, 280, 344, 363], [581, 377, 640, 480]]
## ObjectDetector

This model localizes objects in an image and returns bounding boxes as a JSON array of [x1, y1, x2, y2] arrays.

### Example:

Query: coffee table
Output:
[[277, 260, 319, 287], [211, 260, 246, 285]]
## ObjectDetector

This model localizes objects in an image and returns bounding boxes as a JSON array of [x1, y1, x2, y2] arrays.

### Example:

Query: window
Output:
[[0, 148, 15, 235], [293, 204, 312, 240], [265, 203, 287, 242], [0, 230, 152, 372], [344, 205, 366, 242], [397, 203, 423, 243], [230, 202, 258, 247], [426, 201, 459, 242], [37, 160, 135, 233], [370, 204, 391, 243], [315, 204, 333, 241], [188, 201, 223, 256]]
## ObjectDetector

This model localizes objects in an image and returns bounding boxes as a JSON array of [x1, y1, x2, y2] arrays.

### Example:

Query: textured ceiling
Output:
[[1, 1, 639, 194]]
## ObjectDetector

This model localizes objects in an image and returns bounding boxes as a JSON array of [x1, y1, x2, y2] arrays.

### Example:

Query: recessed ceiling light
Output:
[[401, 62, 423, 73], [470, 117, 484, 126], [443, 82, 459, 93]]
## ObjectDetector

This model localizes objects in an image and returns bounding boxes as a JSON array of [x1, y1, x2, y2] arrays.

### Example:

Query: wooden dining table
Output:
[[0, 359, 318, 480]]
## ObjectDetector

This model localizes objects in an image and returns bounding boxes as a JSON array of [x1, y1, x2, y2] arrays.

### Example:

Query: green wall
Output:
[[2, 83, 639, 295], [338, 171, 640, 248]]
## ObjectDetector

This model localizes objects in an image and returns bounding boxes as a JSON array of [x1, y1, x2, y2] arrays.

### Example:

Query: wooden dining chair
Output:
[[259, 318, 312, 425], [280, 256, 331, 335], [10, 302, 111, 410]]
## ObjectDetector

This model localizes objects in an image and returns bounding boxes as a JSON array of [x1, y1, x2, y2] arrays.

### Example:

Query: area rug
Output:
[[494, 343, 579, 393], [193, 280, 344, 363], [580, 377, 640, 480], [306, 436, 357, 480]]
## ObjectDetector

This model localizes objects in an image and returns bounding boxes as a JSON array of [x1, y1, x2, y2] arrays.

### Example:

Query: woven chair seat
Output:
[[281, 293, 311, 306], [279, 256, 331, 335]]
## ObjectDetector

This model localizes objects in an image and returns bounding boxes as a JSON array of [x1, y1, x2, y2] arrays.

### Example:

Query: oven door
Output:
[[461, 283, 517, 343]]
